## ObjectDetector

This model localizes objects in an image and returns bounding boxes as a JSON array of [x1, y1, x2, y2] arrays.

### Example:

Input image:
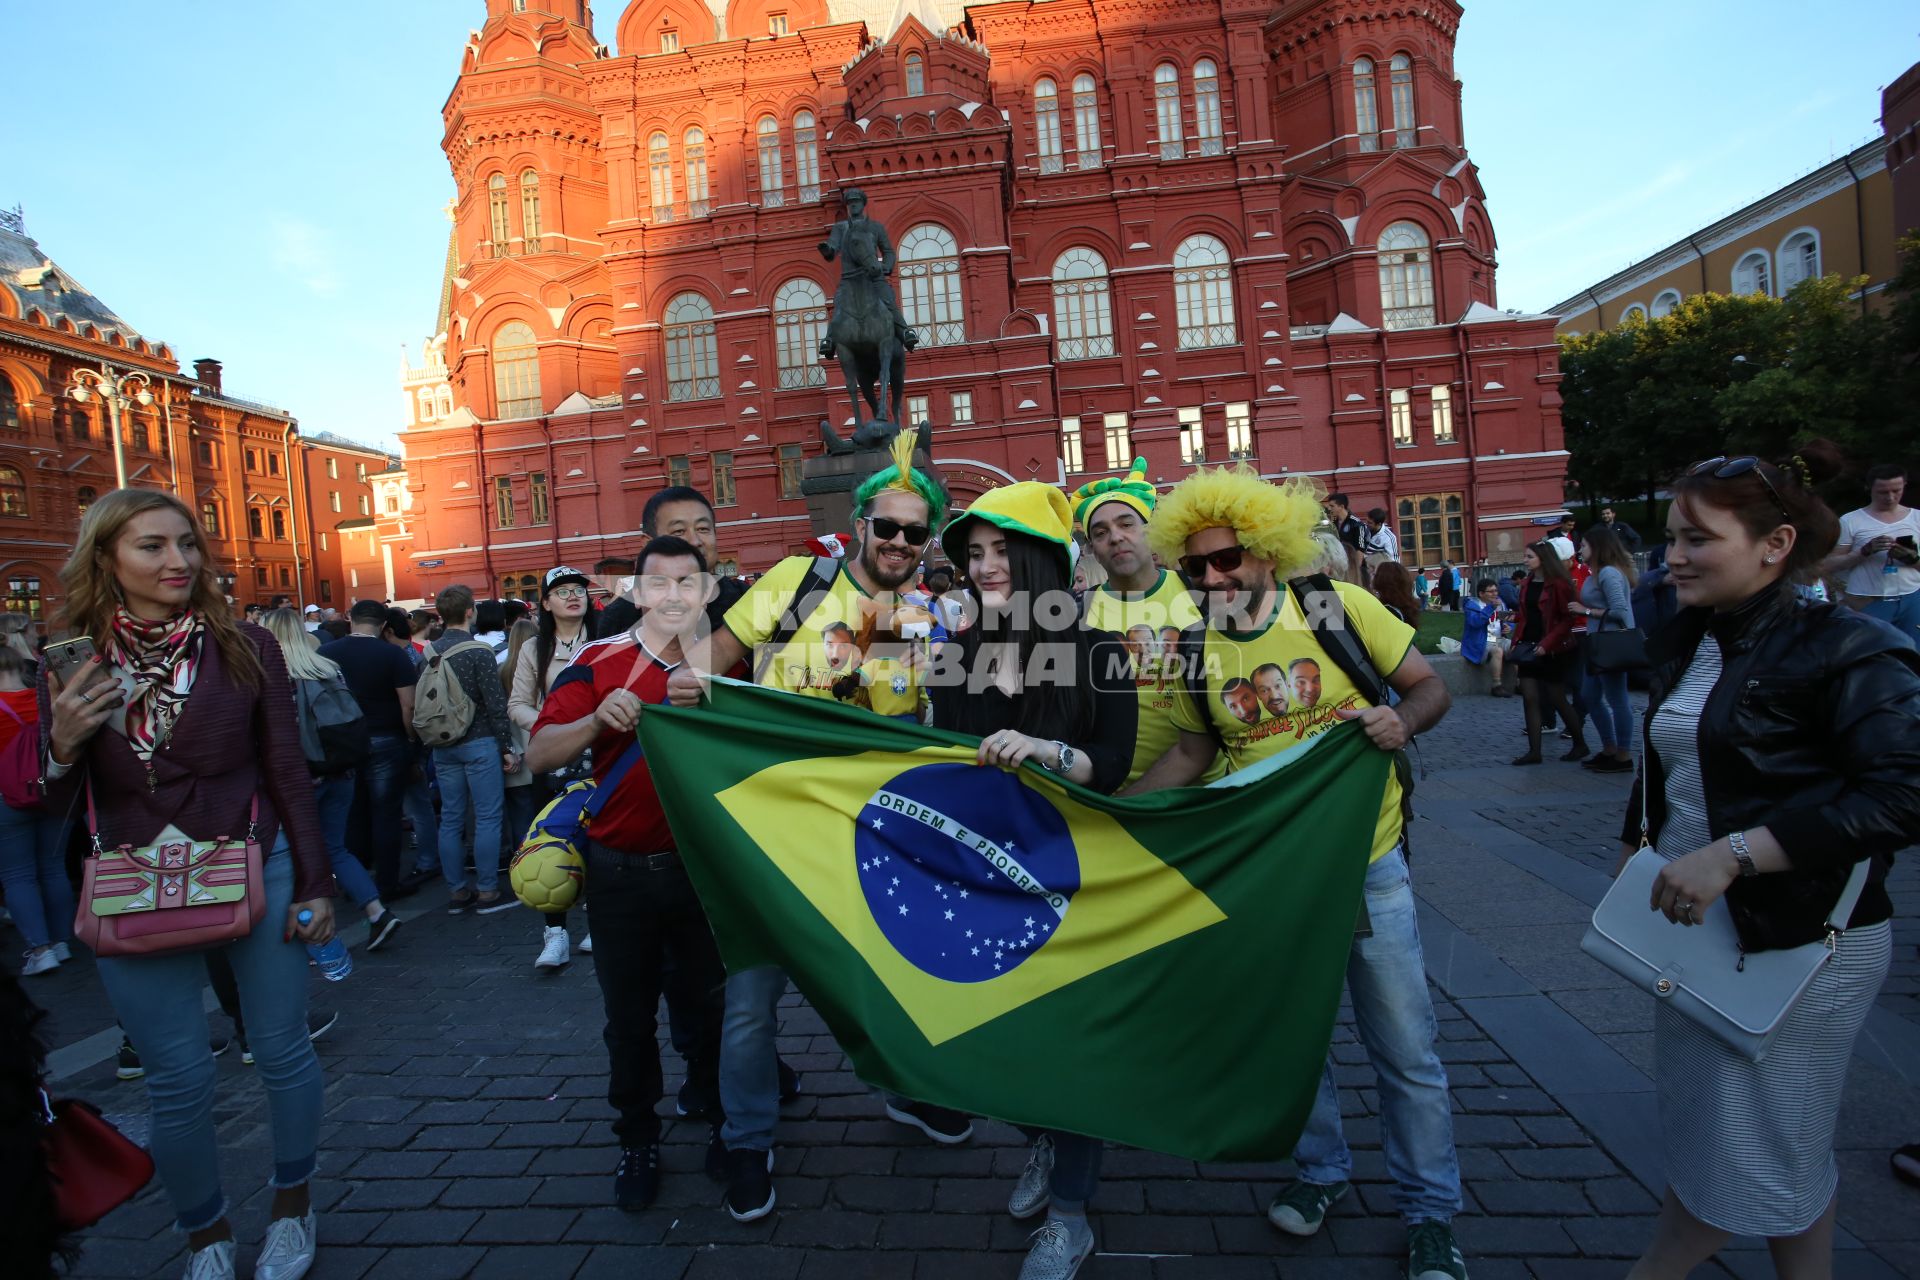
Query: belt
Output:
[[586, 841, 681, 872]]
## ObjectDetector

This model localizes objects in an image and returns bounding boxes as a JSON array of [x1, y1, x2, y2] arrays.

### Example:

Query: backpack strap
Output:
[[752, 556, 842, 684], [579, 738, 648, 824], [1284, 574, 1389, 708], [1177, 619, 1227, 755]]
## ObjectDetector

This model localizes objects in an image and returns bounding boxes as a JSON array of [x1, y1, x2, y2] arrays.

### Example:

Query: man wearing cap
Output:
[[1071, 457, 1224, 787], [302, 603, 323, 634], [668, 433, 969, 1220], [319, 600, 422, 914], [1124, 468, 1468, 1280]]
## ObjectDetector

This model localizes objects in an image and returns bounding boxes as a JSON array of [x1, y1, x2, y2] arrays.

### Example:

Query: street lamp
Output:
[[67, 363, 154, 489]]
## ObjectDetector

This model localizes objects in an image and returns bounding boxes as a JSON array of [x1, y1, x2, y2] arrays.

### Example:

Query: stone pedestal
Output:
[[799, 421, 940, 536]]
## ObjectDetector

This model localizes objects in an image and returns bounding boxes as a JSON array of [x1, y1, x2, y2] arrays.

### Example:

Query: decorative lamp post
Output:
[[66, 363, 154, 489]]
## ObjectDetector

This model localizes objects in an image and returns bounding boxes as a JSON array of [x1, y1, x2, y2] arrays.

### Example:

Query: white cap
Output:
[[303, 604, 320, 614], [1547, 536, 1577, 564]]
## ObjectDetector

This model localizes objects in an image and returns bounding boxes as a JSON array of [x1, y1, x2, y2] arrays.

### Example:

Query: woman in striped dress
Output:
[[1617, 445, 1920, 1279]]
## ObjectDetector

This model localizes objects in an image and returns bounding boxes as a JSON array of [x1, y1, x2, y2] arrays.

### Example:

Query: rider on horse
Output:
[[818, 188, 921, 357]]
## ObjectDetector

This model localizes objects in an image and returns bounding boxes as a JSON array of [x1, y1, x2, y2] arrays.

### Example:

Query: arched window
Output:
[[1051, 248, 1114, 360], [0, 466, 28, 518], [200, 501, 220, 535], [1072, 73, 1101, 169], [0, 380, 17, 432], [1389, 54, 1415, 147], [492, 320, 542, 418], [76, 486, 96, 518], [1378, 221, 1435, 329], [3, 575, 41, 620], [1651, 289, 1683, 319], [684, 127, 710, 216], [1779, 230, 1820, 292], [1733, 251, 1771, 296], [898, 224, 965, 347], [488, 174, 511, 254], [1035, 78, 1064, 173], [519, 169, 541, 251], [793, 111, 820, 203], [905, 52, 925, 95], [773, 277, 829, 389], [757, 116, 785, 207], [1193, 59, 1224, 156], [1354, 58, 1379, 151], [66, 405, 90, 439], [648, 132, 674, 221], [664, 293, 720, 401], [1172, 234, 1236, 349], [1154, 63, 1183, 160], [1620, 304, 1648, 325]]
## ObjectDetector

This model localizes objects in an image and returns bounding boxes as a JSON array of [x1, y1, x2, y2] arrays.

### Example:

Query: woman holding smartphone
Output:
[[40, 489, 332, 1280]]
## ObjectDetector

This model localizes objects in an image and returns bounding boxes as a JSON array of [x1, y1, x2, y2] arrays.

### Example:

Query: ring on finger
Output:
[[79, 690, 94, 703]]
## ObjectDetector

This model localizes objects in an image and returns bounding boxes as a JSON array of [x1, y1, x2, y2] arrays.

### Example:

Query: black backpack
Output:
[[295, 675, 373, 777]]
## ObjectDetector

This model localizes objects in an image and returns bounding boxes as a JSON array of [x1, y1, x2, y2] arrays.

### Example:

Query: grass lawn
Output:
[[1414, 609, 1465, 655]]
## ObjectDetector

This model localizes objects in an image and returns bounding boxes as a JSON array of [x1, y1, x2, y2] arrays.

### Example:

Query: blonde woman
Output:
[[262, 608, 398, 944], [39, 490, 331, 1280]]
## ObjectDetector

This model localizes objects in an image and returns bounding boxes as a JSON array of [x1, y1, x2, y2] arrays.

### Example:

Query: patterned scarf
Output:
[[105, 605, 206, 762]]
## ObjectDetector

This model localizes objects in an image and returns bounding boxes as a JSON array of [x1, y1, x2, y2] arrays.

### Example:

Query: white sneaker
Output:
[[254, 1210, 316, 1280], [51, 941, 72, 962], [1019, 1215, 1093, 1280], [535, 926, 571, 970], [577, 933, 593, 954], [21, 948, 58, 976], [182, 1238, 235, 1280], [1009, 1133, 1055, 1219]]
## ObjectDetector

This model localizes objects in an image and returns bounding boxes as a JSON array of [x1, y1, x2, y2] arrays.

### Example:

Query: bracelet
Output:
[[1728, 830, 1758, 877]]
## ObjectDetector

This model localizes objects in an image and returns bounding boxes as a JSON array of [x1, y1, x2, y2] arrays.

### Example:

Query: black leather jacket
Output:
[[1621, 582, 1920, 951]]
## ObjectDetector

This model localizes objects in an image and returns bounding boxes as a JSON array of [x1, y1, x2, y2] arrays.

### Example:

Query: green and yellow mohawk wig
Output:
[[1147, 466, 1325, 578], [851, 431, 950, 523]]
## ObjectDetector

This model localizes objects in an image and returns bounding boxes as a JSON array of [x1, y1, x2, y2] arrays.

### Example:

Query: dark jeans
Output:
[[351, 733, 413, 893], [585, 840, 726, 1145]]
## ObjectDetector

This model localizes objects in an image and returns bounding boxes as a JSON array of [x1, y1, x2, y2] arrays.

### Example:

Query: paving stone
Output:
[[345, 1150, 447, 1179], [438, 1148, 539, 1177], [1516, 1115, 1590, 1146], [574, 1245, 695, 1279], [462, 1207, 582, 1244], [366, 1209, 483, 1246], [361, 1247, 487, 1280], [829, 1174, 933, 1212], [1469, 1178, 1593, 1216], [469, 1244, 591, 1279], [340, 1177, 451, 1211], [683, 1246, 806, 1279], [437, 1176, 543, 1208], [1500, 1146, 1621, 1180]]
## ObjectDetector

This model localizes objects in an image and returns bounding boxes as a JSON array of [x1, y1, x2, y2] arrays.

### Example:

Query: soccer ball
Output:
[[510, 837, 586, 913]]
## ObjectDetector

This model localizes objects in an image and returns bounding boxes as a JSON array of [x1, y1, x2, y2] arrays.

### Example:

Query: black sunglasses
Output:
[[1179, 545, 1247, 579], [1689, 455, 1790, 520], [866, 516, 932, 547]]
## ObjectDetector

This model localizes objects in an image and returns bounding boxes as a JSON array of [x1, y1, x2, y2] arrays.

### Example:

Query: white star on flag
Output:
[[899, 904, 908, 915], [872, 817, 885, 830], [944, 910, 954, 921]]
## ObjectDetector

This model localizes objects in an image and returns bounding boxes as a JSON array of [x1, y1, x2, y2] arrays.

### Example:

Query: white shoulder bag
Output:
[[1579, 765, 1869, 1062]]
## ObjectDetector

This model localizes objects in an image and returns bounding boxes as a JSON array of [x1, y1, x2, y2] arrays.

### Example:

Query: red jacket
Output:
[[1521, 578, 1579, 656]]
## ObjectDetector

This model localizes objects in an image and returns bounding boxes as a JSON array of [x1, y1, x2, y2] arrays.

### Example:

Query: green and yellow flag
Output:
[[640, 679, 1389, 1162]]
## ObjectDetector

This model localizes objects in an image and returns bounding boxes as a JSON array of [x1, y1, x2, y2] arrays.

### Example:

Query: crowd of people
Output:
[[3, 444, 1918, 1280]]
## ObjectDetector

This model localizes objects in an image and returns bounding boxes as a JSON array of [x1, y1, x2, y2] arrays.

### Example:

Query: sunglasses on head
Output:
[[1689, 455, 1790, 520], [866, 516, 932, 546], [1179, 545, 1247, 580]]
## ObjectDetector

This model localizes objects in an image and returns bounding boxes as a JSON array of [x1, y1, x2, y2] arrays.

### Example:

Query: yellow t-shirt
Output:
[[1169, 581, 1414, 862], [724, 556, 923, 718], [1080, 571, 1226, 786]]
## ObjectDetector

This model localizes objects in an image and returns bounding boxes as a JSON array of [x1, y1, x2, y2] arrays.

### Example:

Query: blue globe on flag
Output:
[[853, 762, 1080, 983]]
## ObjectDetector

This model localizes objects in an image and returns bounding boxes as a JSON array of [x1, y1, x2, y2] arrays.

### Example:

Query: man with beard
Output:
[[1252, 663, 1289, 719], [668, 434, 969, 1221]]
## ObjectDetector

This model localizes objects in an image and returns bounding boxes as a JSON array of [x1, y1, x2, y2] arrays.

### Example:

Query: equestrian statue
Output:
[[818, 188, 921, 450]]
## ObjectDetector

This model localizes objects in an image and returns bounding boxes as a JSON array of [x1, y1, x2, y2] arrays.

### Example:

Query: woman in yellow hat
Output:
[[930, 480, 1136, 1280]]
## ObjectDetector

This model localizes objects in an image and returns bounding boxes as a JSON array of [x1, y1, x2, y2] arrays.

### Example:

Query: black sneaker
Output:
[[723, 1146, 775, 1222], [308, 1010, 339, 1044], [115, 1037, 143, 1080], [777, 1056, 801, 1103], [209, 1032, 232, 1058], [367, 910, 403, 952], [676, 1077, 718, 1119], [884, 1098, 973, 1145], [613, 1144, 660, 1212]]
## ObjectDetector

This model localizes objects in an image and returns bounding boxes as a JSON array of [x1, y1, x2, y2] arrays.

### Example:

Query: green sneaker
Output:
[[1406, 1219, 1467, 1280], [1266, 1178, 1349, 1236]]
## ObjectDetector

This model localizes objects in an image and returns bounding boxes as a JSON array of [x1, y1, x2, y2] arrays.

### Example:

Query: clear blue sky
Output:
[[4, 2, 1915, 451]]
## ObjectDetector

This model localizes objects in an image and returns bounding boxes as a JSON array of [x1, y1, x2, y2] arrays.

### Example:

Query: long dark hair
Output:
[[1528, 540, 1572, 585], [1370, 560, 1422, 627], [1581, 525, 1638, 587], [534, 589, 601, 700], [960, 530, 1091, 742]]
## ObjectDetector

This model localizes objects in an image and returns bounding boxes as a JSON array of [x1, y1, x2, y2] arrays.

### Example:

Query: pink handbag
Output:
[[73, 781, 265, 957]]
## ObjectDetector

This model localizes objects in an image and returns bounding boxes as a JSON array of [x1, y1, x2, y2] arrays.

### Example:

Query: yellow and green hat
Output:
[[940, 481, 1076, 570], [1070, 457, 1155, 530]]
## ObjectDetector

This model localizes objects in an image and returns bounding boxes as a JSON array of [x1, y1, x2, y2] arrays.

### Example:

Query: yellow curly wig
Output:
[[1147, 466, 1326, 577]]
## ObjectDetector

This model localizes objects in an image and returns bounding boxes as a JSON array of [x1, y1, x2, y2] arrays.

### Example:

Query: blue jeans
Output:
[[0, 803, 72, 949], [351, 733, 412, 892], [96, 842, 322, 1231], [720, 964, 787, 1151], [1862, 590, 1920, 645], [433, 736, 506, 893], [1293, 846, 1460, 1225], [313, 774, 380, 910], [1581, 666, 1634, 753]]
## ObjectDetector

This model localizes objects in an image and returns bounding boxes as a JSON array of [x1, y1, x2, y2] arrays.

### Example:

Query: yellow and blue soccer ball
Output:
[[509, 835, 586, 913]]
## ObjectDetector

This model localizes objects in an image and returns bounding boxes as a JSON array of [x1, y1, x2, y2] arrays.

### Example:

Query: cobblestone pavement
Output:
[[21, 689, 1920, 1279]]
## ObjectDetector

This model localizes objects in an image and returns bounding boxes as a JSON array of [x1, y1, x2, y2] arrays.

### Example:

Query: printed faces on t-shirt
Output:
[[1081, 573, 1223, 785], [724, 557, 923, 718]]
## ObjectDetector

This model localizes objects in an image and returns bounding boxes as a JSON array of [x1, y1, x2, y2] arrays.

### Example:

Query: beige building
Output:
[[1551, 136, 1896, 331]]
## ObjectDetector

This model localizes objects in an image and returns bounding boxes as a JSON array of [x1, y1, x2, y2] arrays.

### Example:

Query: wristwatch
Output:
[[1728, 830, 1758, 877], [1047, 741, 1076, 774]]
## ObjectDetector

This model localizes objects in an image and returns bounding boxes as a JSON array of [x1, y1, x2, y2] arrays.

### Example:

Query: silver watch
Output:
[[1728, 829, 1758, 877], [1050, 741, 1076, 774]]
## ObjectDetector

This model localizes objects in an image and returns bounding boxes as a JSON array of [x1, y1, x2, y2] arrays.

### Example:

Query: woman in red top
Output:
[[0, 646, 72, 976], [1511, 539, 1588, 765], [40, 489, 333, 1280]]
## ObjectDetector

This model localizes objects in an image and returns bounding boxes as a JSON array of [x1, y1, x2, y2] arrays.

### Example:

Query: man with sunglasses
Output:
[[667, 444, 970, 1220], [1124, 470, 1466, 1280]]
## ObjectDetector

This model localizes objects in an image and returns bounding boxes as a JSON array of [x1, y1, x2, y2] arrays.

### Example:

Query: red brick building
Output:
[[399, 0, 1565, 594], [298, 432, 403, 608]]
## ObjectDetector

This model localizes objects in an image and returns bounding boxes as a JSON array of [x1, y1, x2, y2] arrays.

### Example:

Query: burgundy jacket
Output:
[[38, 622, 330, 904], [1518, 578, 1578, 656]]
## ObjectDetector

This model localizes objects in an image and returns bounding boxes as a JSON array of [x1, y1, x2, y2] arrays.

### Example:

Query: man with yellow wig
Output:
[[667, 434, 972, 1220], [1125, 466, 1467, 1280]]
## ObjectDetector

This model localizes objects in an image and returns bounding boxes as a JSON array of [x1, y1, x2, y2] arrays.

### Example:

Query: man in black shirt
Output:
[[320, 600, 421, 902], [1323, 493, 1367, 551], [600, 487, 747, 637]]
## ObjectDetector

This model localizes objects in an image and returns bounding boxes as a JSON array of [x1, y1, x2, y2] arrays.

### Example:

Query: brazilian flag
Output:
[[640, 679, 1389, 1162]]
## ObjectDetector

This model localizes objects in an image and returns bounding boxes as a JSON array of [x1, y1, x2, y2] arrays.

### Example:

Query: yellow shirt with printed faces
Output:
[[1168, 580, 1413, 862], [724, 556, 923, 718], [1080, 571, 1226, 786]]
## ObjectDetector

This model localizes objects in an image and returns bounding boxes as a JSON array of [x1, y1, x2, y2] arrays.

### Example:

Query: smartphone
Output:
[[43, 636, 97, 686], [1897, 535, 1917, 551]]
